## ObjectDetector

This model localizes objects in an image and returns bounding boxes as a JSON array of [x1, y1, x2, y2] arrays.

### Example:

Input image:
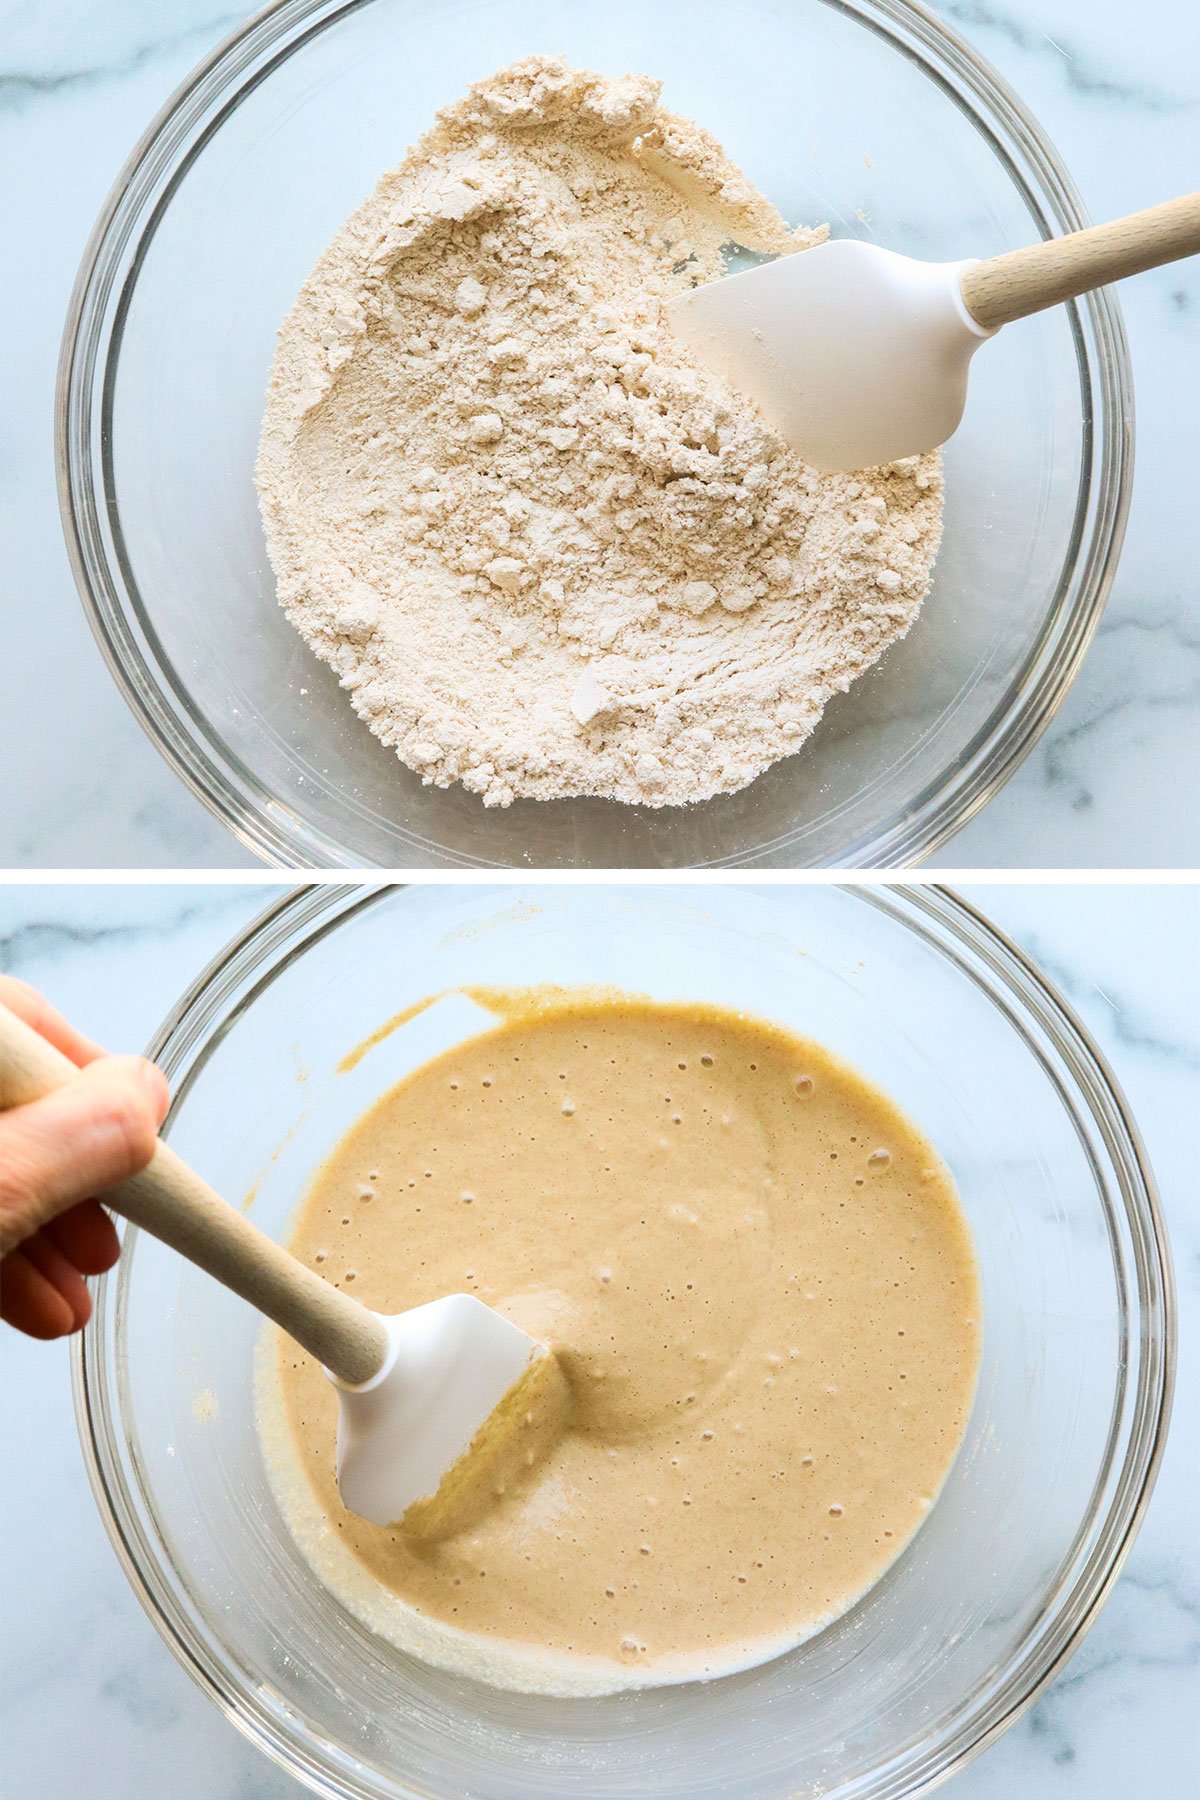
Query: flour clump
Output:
[[257, 56, 943, 808]]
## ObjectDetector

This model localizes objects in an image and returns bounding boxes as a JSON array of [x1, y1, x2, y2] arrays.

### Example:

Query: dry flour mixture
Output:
[[257, 57, 943, 808]]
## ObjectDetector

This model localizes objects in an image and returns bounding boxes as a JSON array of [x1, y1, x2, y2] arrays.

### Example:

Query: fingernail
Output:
[[132, 1059, 170, 1121]]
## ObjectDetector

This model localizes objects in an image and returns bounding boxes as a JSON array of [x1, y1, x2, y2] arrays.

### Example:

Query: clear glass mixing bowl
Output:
[[58, 0, 1131, 868], [74, 885, 1172, 1799]]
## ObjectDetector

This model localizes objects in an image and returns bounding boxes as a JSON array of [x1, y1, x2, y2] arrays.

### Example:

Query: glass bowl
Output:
[[74, 885, 1173, 1799], [58, 0, 1131, 869]]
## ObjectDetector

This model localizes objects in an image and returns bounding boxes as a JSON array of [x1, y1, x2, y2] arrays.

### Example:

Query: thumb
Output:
[[0, 1057, 170, 1257]]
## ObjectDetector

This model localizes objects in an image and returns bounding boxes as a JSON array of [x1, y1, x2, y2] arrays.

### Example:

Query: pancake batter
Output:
[[260, 991, 980, 1693]]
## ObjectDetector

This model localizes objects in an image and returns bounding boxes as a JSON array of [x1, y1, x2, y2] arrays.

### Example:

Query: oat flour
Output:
[[257, 57, 943, 808]]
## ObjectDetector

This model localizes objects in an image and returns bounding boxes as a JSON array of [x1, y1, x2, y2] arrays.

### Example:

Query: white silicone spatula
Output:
[[0, 1002, 547, 1531], [668, 191, 1200, 472]]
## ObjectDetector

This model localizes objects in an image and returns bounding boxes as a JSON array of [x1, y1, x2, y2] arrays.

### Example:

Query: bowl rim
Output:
[[55, 0, 1133, 870], [72, 882, 1175, 1800]]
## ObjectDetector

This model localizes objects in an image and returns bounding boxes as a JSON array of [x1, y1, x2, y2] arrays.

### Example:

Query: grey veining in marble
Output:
[[0, 0, 1197, 867], [0, 882, 1195, 1797], [0, 2, 257, 871]]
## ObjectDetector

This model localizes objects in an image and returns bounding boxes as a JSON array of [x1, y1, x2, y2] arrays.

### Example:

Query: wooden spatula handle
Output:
[[0, 1003, 387, 1385], [961, 191, 1200, 330]]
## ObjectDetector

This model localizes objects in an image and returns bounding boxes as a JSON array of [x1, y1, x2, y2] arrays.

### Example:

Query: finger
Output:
[[45, 1200, 121, 1276], [0, 1057, 170, 1255], [0, 1245, 77, 1339], [0, 977, 106, 1067], [21, 1228, 93, 1329], [1, 1211, 118, 1339]]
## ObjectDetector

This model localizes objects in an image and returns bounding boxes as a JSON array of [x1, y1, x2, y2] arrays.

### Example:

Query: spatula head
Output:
[[331, 1295, 543, 1528], [668, 240, 993, 473]]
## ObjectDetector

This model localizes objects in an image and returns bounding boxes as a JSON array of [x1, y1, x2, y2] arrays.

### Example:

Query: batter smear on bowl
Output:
[[257, 58, 944, 808], [260, 991, 981, 1694]]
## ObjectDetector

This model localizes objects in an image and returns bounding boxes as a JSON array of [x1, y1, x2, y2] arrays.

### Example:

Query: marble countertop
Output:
[[0, 880, 1195, 1796], [1, 0, 1197, 869]]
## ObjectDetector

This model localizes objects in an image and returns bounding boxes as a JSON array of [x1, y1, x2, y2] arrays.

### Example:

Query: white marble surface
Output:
[[0, 0, 1197, 868], [0, 881, 1195, 1796]]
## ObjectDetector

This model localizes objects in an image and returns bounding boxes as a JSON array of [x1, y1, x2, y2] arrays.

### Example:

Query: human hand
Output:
[[0, 979, 169, 1338]]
